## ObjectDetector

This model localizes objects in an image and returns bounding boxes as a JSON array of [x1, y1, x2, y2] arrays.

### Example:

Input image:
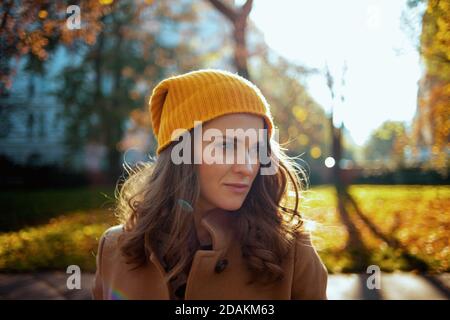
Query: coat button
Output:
[[214, 259, 228, 273]]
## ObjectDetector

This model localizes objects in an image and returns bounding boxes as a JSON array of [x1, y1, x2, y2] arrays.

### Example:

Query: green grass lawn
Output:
[[0, 187, 115, 232], [0, 185, 448, 273]]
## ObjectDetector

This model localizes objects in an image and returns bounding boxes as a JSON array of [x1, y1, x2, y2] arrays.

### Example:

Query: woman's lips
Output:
[[223, 183, 250, 193]]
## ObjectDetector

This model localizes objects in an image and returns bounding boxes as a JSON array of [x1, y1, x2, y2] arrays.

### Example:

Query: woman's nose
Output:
[[231, 150, 256, 175]]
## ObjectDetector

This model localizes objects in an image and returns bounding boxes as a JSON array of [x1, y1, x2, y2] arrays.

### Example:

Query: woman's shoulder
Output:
[[291, 229, 328, 299], [98, 225, 125, 253], [292, 230, 322, 259], [295, 230, 327, 272], [102, 224, 124, 239], [293, 229, 314, 247], [291, 229, 327, 275], [94, 225, 127, 273]]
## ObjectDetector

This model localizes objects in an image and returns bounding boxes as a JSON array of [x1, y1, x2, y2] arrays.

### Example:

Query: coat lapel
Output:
[[200, 208, 238, 253], [148, 209, 239, 299], [185, 209, 239, 299]]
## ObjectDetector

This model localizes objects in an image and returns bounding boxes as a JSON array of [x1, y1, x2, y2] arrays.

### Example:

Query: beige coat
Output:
[[91, 209, 328, 300]]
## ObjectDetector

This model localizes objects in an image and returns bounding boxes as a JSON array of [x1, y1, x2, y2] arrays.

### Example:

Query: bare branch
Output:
[[206, 0, 237, 22], [240, 0, 253, 18]]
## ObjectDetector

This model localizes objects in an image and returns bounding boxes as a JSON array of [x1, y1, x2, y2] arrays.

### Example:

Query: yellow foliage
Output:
[[38, 10, 48, 19], [298, 134, 309, 146], [0, 210, 115, 272], [310, 145, 322, 159], [292, 105, 308, 122]]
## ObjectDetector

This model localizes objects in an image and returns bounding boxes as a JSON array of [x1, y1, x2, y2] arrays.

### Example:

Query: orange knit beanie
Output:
[[148, 69, 274, 155]]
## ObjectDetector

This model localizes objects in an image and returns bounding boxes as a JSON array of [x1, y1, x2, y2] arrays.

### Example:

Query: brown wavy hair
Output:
[[115, 124, 308, 286]]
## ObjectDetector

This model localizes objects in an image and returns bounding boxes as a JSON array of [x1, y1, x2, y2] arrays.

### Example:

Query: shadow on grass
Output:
[[420, 274, 450, 299], [337, 185, 449, 299]]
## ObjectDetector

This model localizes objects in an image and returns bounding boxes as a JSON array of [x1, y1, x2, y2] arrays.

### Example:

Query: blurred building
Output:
[[0, 47, 108, 177], [0, 48, 74, 168]]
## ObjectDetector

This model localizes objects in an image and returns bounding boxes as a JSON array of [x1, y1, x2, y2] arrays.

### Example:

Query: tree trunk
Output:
[[104, 22, 125, 184], [206, 0, 253, 80], [233, 14, 250, 80]]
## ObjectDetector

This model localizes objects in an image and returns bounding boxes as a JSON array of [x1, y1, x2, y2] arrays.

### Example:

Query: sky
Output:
[[250, 0, 423, 146]]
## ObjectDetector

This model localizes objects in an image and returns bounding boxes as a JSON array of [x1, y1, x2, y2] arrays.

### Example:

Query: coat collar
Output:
[[149, 208, 238, 276], [200, 208, 238, 252]]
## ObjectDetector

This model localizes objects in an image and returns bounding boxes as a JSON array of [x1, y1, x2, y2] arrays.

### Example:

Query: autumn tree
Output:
[[206, 0, 253, 79], [0, 0, 113, 93], [409, 0, 449, 175], [54, 0, 200, 181], [364, 121, 409, 169]]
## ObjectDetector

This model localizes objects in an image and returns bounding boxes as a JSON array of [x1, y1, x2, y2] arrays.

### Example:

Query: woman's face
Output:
[[195, 113, 264, 212]]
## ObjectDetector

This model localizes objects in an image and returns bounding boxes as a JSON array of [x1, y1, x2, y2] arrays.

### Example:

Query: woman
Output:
[[91, 69, 328, 300]]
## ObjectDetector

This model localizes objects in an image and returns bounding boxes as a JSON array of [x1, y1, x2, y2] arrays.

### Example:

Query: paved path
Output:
[[327, 273, 450, 300], [0, 272, 449, 300]]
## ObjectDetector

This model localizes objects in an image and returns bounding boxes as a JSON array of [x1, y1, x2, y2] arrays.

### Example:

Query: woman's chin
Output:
[[217, 201, 245, 212]]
